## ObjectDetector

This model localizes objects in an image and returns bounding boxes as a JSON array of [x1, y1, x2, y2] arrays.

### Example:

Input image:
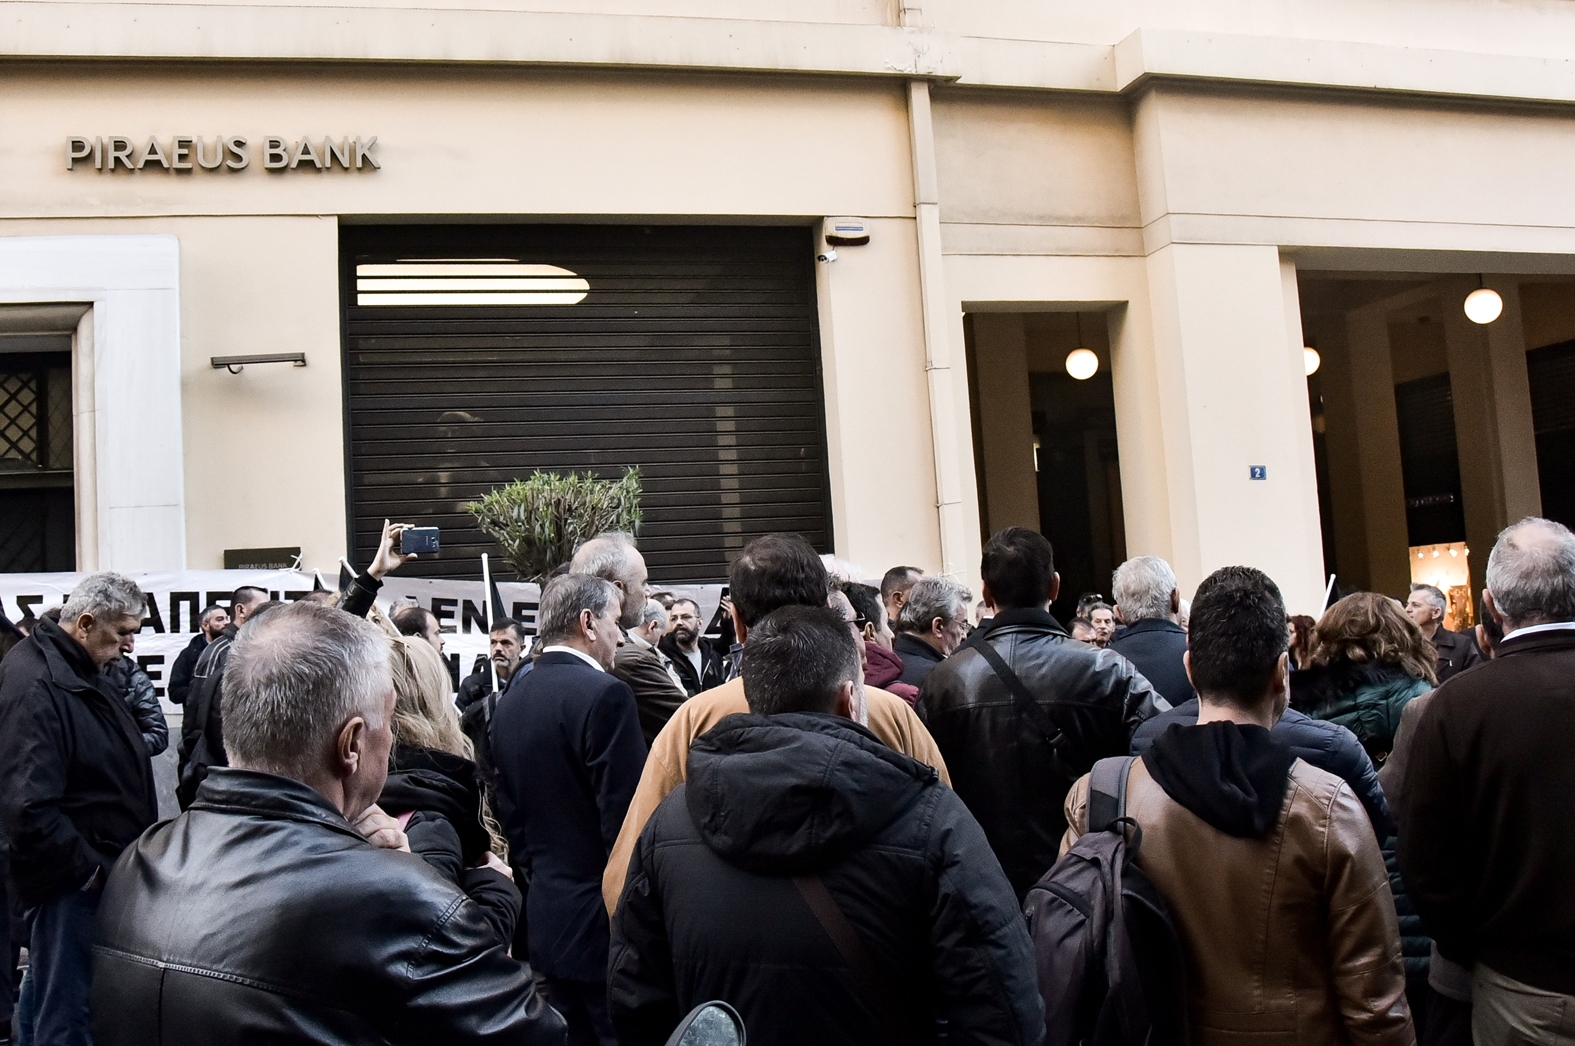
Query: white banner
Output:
[[1, 571, 726, 713]]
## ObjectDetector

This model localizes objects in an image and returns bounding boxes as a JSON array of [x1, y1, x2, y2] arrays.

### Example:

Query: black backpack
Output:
[[1022, 756, 1189, 1046]]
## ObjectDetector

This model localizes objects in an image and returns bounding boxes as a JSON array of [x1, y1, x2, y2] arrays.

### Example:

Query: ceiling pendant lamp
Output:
[[1303, 346, 1321, 376], [1066, 313, 1098, 380], [1464, 276, 1503, 325]]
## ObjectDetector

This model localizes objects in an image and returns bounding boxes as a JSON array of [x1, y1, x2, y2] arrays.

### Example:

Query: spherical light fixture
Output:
[[1464, 287, 1503, 325], [1303, 347, 1321, 376], [1065, 348, 1099, 381]]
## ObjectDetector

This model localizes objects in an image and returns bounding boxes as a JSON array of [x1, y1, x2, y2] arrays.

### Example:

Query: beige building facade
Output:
[[4, 0, 1575, 616]]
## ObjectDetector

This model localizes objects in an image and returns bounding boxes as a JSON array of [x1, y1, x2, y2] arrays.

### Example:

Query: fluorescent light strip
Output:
[[356, 278, 590, 292], [357, 264, 578, 277], [356, 292, 589, 306]]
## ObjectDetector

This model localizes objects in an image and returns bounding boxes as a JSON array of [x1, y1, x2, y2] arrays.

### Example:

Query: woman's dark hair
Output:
[[1187, 566, 1288, 707], [1288, 614, 1316, 668], [1309, 592, 1437, 686], [841, 582, 884, 630], [729, 534, 830, 629], [981, 527, 1055, 609], [741, 605, 859, 716]]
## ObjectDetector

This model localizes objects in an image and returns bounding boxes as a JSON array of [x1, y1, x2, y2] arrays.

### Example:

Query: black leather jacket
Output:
[[920, 608, 1167, 898], [93, 768, 566, 1046]]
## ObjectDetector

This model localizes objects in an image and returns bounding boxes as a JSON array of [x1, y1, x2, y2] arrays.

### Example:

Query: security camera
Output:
[[816, 249, 838, 263]]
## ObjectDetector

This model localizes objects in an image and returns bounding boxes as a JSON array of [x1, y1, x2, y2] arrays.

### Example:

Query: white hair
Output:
[[896, 576, 972, 634], [1409, 584, 1447, 615], [1486, 517, 1575, 631], [60, 572, 146, 624], [1112, 556, 1178, 624], [639, 598, 668, 629], [537, 574, 620, 644], [570, 532, 638, 582], [222, 601, 392, 781]]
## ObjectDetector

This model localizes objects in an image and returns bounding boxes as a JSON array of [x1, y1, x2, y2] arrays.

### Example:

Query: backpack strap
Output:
[[973, 638, 1071, 756], [793, 876, 910, 1042], [1087, 756, 1135, 833]]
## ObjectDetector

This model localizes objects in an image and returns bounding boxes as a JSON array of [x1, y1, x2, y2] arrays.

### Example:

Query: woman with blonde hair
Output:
[[377, 634, 517, 945]]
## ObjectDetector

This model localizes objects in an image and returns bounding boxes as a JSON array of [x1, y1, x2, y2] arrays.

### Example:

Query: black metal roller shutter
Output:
[[339, 224, 831, 583]]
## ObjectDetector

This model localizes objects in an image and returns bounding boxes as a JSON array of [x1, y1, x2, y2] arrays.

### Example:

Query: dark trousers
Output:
[[17, 890, 99, 1046], [542, 976, 616, 1046]]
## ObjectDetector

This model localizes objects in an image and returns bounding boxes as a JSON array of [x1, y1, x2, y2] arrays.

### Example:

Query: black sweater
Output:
[[1396, 627, 1575, 994]]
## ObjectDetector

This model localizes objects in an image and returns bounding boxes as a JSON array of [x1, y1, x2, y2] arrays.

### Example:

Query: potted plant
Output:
[[466, 468, 643, 582]]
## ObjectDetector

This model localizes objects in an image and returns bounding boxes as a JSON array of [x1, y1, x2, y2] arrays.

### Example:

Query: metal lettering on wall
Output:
[[65, 136, 380, 172]]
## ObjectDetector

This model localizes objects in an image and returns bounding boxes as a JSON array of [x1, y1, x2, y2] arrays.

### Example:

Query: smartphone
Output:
[[401, 527, 440, 555]]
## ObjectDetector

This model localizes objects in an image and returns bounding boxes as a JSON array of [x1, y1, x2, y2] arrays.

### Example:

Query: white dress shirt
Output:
[[540, 644, 605, 672]]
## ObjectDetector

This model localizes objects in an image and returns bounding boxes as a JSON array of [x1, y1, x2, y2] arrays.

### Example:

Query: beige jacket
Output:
[[1062, 758, 1414, 1046], [602, 676, 949, 911]]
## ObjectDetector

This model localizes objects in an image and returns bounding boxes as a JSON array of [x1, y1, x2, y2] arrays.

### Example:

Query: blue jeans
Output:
[[17, 890, 100, 1046]]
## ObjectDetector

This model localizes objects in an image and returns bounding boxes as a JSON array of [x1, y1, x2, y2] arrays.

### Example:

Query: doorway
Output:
[[0, 322, 75, 572], [965, 310, 1125, 624]]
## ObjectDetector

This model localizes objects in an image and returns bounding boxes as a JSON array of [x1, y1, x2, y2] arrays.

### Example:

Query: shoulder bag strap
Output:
[[793, 876, 910, 1042], [973, 637, 1071, 755]]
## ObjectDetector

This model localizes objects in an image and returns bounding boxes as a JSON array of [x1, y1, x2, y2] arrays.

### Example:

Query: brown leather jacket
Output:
[[1062, 758, 1414, 1046]]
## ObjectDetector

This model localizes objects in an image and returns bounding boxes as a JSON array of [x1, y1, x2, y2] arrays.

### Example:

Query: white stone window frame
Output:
[[0, 235, 185, 571]]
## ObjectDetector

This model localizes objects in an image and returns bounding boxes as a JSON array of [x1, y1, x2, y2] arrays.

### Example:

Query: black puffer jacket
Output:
[[176, 623, 236, 809], [103, 655, 168, 757], [609, 712, 1043, 1046], [0, 617, 156, 906], [921, 608, 1166, 898], [93, 768, 566, 1046]]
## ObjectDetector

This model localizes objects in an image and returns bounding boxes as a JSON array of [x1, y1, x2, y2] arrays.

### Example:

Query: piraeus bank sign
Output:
[[66, 135, 380, 172]]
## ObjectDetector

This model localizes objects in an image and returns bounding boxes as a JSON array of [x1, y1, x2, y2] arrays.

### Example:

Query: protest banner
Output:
[[1, 571, 726, 713]]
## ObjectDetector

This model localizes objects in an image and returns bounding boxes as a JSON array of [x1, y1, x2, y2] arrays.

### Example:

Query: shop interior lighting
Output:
[[356, 263, 589, 306], [1304, 346, 1321, 376], [1066, 313, 1099, 380], [1464, 277, 1503, 325]]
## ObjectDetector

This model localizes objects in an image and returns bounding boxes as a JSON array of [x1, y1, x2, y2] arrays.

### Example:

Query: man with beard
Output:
[[657, 598, 723, 698]]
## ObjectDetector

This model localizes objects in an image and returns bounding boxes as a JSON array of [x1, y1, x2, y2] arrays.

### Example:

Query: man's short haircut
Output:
[[741, 605, 860, 717], [199, 604, 228, 625], [391, 605, 435, 637], [1186, 566, 1288, 708], [570, 532, 638, 583], [1409, 584, 1448, 616], [880, 566, 923, 603], [1486, 517, 1575, 630], [650, 591, 676, 610], [1089, 601, 1114, 618], [489, 618, 527, 643], [231, 586, 269, 612], [981, 528, 1056, 610], [896, 576, 973, 634], [60, 572, 146, 624], [1112, 555, 1178, 623], [222, 601, 391, 780], [639, 598, 667, 629], [536, 574, 619, 644], [729, 533, 830, 628], [842, 582, 885, 629], [670, 597, 700, 615]]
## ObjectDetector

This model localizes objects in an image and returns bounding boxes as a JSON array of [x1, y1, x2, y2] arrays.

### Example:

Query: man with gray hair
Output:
[[1398, 517, 1575, 1046], [1404, 582, 1481, 683], [492, 573, 645, 1046], [1109, 555, 1195, 705], [893, 575, 973, 689], [0, 572, 154, 1046], [92, 601, 565, 1046]]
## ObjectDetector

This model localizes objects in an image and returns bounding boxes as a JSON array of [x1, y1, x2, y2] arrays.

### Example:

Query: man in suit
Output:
[[1404, 583, 1482, 684], [492, 573, 646, 1046], [658, 598, 723, 697]]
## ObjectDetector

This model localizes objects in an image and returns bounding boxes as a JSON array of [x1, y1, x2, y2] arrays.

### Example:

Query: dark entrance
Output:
[[1528, 339, 1575, 531], [340, 224, 831, 583], [0, 334, 75, 573]]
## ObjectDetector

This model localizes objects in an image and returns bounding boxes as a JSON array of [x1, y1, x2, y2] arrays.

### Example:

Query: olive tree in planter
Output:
[[466, 468, 643, 583]]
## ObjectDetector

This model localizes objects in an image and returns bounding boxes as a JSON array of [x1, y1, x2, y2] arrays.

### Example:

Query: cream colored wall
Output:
[[1, 65, 915, 221], [0, 215, 345, 571]]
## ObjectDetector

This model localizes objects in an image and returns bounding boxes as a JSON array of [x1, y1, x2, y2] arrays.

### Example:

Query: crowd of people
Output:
[[0, 514, 1571, 1046]]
